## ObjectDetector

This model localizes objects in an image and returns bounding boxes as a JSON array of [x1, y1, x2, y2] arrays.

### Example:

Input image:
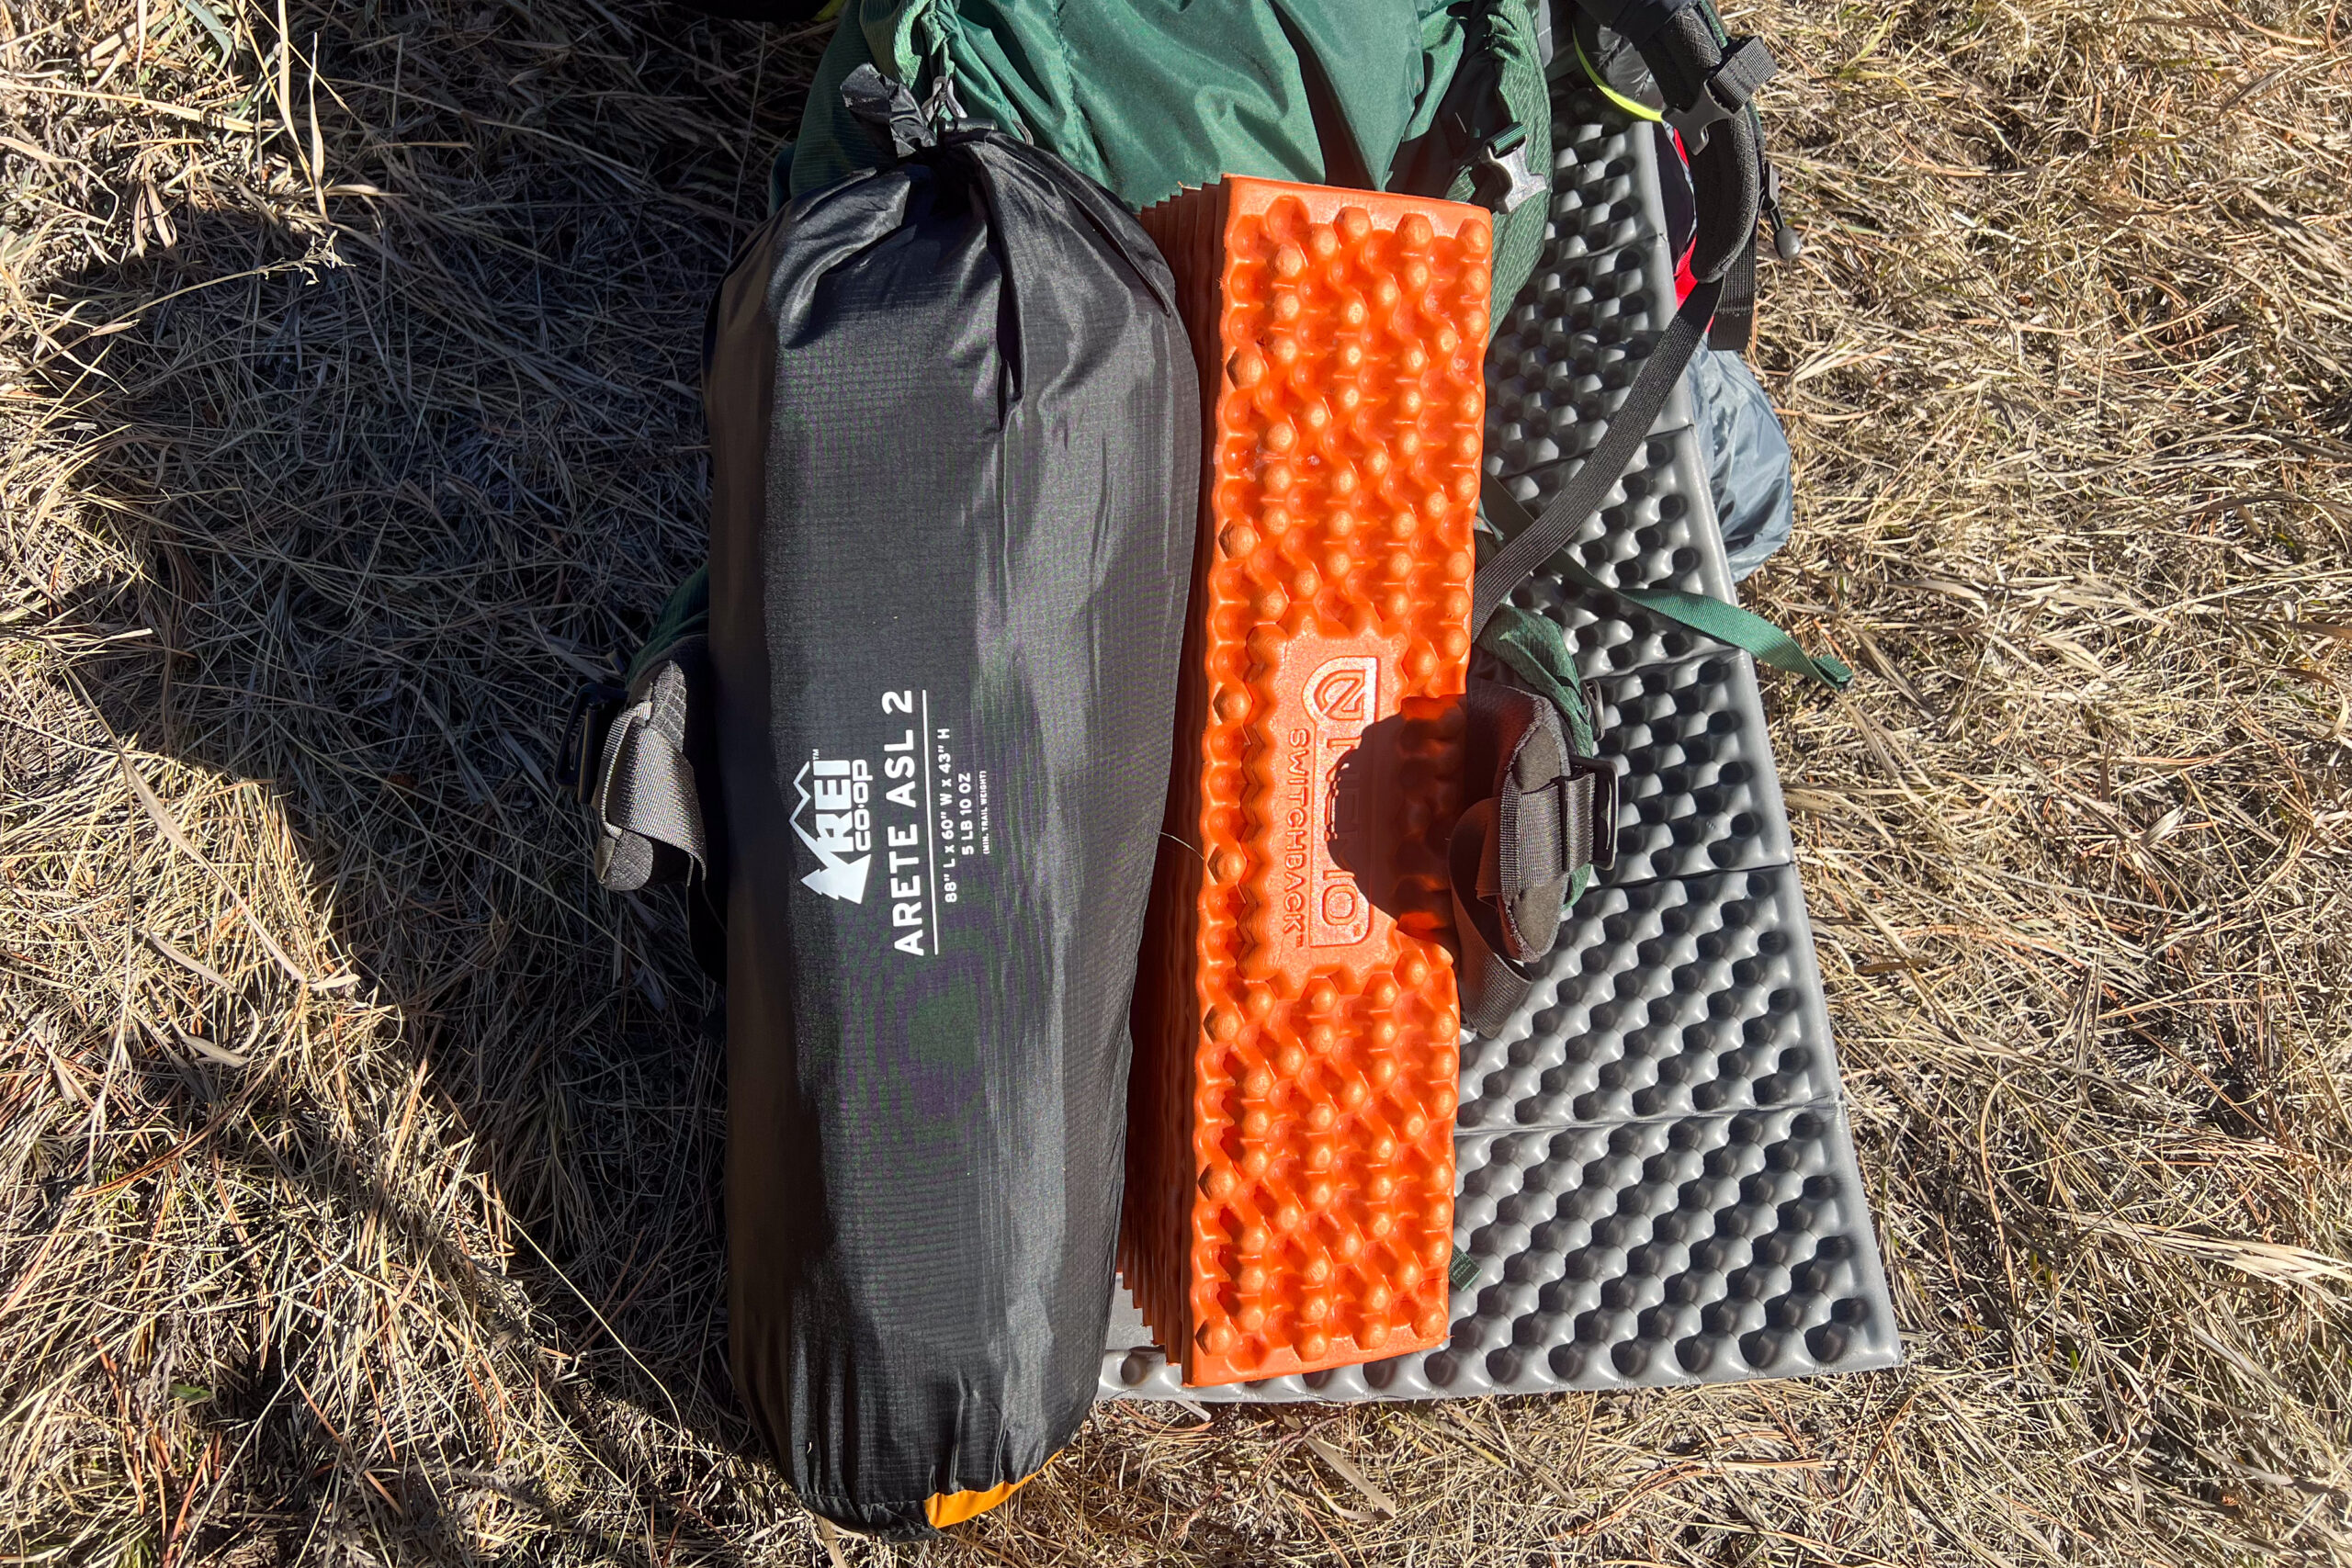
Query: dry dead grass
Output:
[[2, 0, 2348, 1562]]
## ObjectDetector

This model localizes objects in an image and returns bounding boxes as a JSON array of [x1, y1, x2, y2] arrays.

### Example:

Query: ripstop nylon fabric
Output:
[[786, 0, 1553, 327], [703, 123, 1198, 1536]]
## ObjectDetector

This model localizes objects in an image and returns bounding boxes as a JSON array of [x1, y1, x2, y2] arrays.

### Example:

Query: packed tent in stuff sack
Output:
[[562, 70, 1203, 1537], [561, 0, 1849, 1536]]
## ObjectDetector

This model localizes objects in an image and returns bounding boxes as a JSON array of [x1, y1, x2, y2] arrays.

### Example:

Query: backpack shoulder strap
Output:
[[1471, 0, 1778, 623], [1471, 269, 1721, 635], [1474, 5, 1848, 686]]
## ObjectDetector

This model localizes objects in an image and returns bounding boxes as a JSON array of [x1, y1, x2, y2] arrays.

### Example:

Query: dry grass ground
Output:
[[2, 0, 2347, 1562]]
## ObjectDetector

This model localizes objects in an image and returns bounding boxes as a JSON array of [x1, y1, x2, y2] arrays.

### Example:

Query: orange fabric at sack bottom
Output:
[[1125, 177, 1492, 1388], [922, 1466, 1041, 1529]]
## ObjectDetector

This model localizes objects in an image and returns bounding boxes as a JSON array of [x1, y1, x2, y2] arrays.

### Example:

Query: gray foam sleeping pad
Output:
[[1099, 79, 1898, 1405]]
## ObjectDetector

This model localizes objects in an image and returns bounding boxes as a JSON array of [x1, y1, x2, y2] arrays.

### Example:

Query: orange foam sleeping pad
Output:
[[1124, 178, 1491, 1387]]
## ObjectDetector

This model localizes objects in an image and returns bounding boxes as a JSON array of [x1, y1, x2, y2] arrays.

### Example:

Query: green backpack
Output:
[[785, 0, 1556, 322]]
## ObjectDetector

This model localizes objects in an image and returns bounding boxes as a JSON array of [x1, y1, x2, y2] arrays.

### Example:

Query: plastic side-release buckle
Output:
[[557, 681, 627, 806], [1664, 35, 1775, 151], [1471, 124, 1551, 215]]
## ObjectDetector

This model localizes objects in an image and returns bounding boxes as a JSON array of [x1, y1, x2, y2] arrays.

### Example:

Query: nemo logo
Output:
[[1306, 659, 1376, 728], [1302, 655, 1379, 948]]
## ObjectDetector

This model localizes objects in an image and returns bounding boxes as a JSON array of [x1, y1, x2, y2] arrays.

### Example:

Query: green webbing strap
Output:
[[1480, 479, 1854, 691], [626, 564, 710, 686], [1476, 602, 1598, 756]]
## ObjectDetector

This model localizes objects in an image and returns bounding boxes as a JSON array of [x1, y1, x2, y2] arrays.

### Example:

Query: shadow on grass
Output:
[[10, 1, 826, 1560]]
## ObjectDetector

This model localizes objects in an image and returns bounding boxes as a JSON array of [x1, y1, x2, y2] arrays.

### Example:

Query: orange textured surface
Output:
[[1124, 179, 1489, 1387]]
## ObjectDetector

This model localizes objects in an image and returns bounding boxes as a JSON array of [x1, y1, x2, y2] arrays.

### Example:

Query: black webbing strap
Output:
[[587, 657, 707, 893], [1650, 10, 1764, 285], [1662, 33, 1774, 150], [1449, 679, 1619, 1038], [1452, 799, 1532, 1038], [558, 681, 626, 800], [1710, 234, 1757, 355], [1579, 0, 1701, 48], [1472, 273, 1722, 636]]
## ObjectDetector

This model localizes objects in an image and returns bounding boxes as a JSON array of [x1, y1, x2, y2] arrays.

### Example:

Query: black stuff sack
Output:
[[699, 72, 1198, 1536]]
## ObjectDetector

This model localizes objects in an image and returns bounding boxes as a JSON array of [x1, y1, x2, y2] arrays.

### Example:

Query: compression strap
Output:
[[1481, 478, 1853, 691]]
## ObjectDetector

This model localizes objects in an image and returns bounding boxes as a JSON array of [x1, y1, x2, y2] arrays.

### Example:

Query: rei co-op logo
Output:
[[792, 754, 872, 902]]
